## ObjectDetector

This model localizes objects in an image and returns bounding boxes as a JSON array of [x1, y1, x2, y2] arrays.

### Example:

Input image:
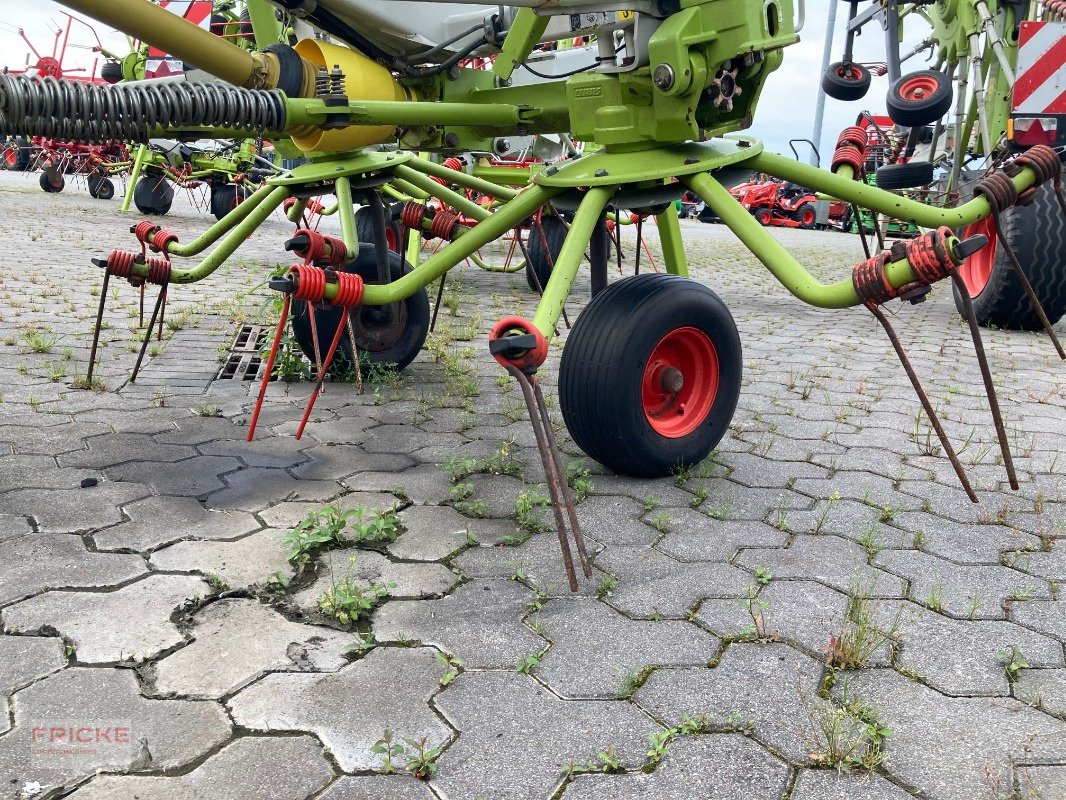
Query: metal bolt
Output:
[[594, 169, 609, 177], [545, 165, 558, 176], [659, 367, 684, 394], [684, 157, 699, 165], [652, 64, 675, 91], [443, 132, 460, 148]]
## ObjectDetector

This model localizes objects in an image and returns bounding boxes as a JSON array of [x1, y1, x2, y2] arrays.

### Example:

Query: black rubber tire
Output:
[[559, 274, 742, 478], [354, 205, 402, 252], [794, 202, 818, 229], [87, 175, 115, 200], [525, 214, 567, 291], [238, 8, 255, 43], [100, 61, 123, 84], [290, 244, 430, 373], [752, 206, 772, 226], [5, 138, 31, 171], [952, 184, 1066, 330], [39, 171, 64, 193], [133, 173, 174, 216], [210, 184, 247, 221], [887, 70, 953, 127], [874, 161, 935, 190], [822, 62, 872, 102]]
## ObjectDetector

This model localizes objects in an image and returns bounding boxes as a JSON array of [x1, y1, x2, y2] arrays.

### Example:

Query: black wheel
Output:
[[952, 185, 1066, 330], [4, 138, 31, 171], [559, 273, 742, 478], [87, 175, 115, 200], [887, 71, 953, 127], [793, 202, 818, 229], [290, 244, 430, 373], [753, 206, 772, 226], [39, 171, 64, 193], [822, 62, 872, 102], [875, 161, 934, 190], [100, 61, 123, 84], [134, 173, 174, 215], [525, 214, 567, 291], [354, 204, 402, 252], [210, 184, 247, 220]]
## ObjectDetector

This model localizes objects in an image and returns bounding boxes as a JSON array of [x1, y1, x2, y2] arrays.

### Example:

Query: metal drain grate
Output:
[[216, 324, 269, 381]]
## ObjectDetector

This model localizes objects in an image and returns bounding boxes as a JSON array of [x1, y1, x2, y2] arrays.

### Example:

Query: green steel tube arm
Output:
[[167, 183, 276, 258], [410, 159, 520, 202], [392, 165, 492, 222], [333, 177, 359, 253]]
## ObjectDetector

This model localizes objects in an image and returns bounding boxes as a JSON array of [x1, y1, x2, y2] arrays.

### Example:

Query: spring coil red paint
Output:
[[430, 156, 465, 187], [905, 226, 955, 285], [151, 229, 178, 254], [836, 126, 867, 152], [105, 249, 138, 279], [105, 249, 170, 284], [852, 252, 897, 305], [973, 171, 1018, 213], [832, 144, 865, 174], [330, 270, 365, 308], [401, 201, 428, 231], [291, 264, 327, 302], [1013, 144, 1062, 203], [430, 209, 460, 241]]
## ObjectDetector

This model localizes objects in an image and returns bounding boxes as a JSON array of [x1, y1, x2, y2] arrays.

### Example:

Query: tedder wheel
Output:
[[210, 184, 247, 220], [87, 175, 115, 200], [100, 61, 123, 84], [821, 62, 872, 102], [952, 184, 1066, 330], [290, 244, 430, 373], [5, 138, 31, 171], [874, 161, 934, 190], [559, 273, 742, 478], [39, 171, 64, 193], [886, 71, 953, 128], [525, 213, 567, 291], [133, 173, 174, 215], [354, 205, 401, 252], [794, 202, 817, 229]]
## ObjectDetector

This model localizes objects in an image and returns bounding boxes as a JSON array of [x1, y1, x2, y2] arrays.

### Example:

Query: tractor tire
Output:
[[290, 244, 429, 373], [794, 202, 818, 229], [100, 61, 123, 84], [875, 161, 934, 190], [133, 173, 174, 215], [821, 62, 872, 102], [952, 184, 1066, 330], [87, 175, 115, 200], [525, 214, 567, 292], [39, 171, 64, 193], [559, 273, 742, 478], [354, 205, 401, 252], [887, 70, 953, 128], [753, 206, 772, 226], [210, 183, 247, 221]]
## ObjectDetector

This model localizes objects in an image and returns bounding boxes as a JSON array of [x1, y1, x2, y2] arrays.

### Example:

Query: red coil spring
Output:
[[151, 228, 178, 254], [1013, 144, 1062, 203], [973, 171, 1018, 212], [106, 249, 138, 279], [832, 144, 865, 174], [430, 157, 464, 186], [430, 209, 460, 241], [106, 250, 170, 284], [291, 264, 327, 303], [836, 126, 867, 152], [401, 201, 428, 231], [852, 252, 896, 305], [906, 227, 955, 285], [146, 257, 171, 285], [331, 271, 364, 308], [132, 220, 158, 244]]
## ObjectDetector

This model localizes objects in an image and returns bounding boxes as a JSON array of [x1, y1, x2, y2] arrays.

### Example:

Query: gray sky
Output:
[[0, 0, 921, 160]]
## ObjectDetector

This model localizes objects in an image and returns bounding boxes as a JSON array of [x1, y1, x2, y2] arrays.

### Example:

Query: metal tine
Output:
[[130, 284, 168, 383]]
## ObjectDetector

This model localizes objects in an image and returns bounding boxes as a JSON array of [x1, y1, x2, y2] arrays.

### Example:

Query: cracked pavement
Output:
[[0, 171, 1063, 799]]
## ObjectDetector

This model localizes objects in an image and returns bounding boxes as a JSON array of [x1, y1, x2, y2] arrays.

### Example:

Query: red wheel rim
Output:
[[897, 75, 939, 103], [958, 216, 996, 297], [641, 326, 719, 438], [835, 64, 862, 81], [801, 209, 815, 225], [385, 227, 398, 252], [758, 210, 770, 225], [4, 149, 15, 166]]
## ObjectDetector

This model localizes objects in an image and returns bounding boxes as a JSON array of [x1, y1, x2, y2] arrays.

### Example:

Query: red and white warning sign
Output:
[[144, 0, 214, 79], [1012, 21, 1066, 114]]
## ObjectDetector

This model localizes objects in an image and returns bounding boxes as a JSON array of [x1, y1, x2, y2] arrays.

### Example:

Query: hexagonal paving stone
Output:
[[148, 598, 351, 698], [257, 492, 400, 530], [737, 535, 905, 597], [317, 775, 436, 799], [1011, 598, 1066, 640], [635, 643, 823, 762], [58, 433, 198, 469], [561, 733, 789, 800], [0, 422, 113, 457], [0, 635, 66, 733], [1022, 765, 1066, 800], [534, 598, 720, 699], [573, 495, 659, 546], [104, 456, 241, 497], [453, 533, 602, 597], [844, 668, 1065, 800], [341, 465, 452, 505], [373, 580, 541, 668], [93, 495, 260, 552], [204, 468, 342, 512], [0, 514, 32, 543], [388, 505, 471, 561], [65, 735, 333, 800], [656, 518, 788, 563], [294, 549, 458, 612], [291, 445, 408, 480], [432, 671, 661, 800], [790, 769, 918, 799], [227, 647, 450, 772], [149, 528, 293, 589], [0, 667, 231, 796], [2, 483, 152, 535], [2, 574, 209, 664], [0, 535, 146, 607], [1015, 668, 1066, 717]]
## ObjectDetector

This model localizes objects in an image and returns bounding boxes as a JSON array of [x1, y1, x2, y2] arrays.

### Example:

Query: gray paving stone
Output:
[[76, 407, 187, 435], [0, 636, 66, 719], [228, 647, 449, 772], [0, 534, 146, 607], [257, 493, 401, 530], [573, 495, 658, 546], [317, 775, 436, 799], [790, 770, 917, 800], [95, 495, 259, 552], [845, 669, 1065, 800], [0, 455, 100, 491], [875, 549, 1047, 619], [0, 421, 113, 457], [737, 535, 905, 597], [1010, 546, 1066, 582], [1011, 598, 1066, 640], [58, 433, 197, 469], [289, 416, 379, 446], [199, 434, 317, 469], [388, 505, 471, 560], [148, 598, 351, 698], [373, 580, 541, 668], [433, 671, 660, 800], [66, 734, 333, 800], [149, 528, 294, 589], [891, 511, 1038, 564], [635, 643, 823, 761], [597, 546, 753, 618], [0, 667, 231, 797], [342, 465, 451, 505], [561, 733, 789, 800], [656, 518, 788, 562], [1023, 765, 1066, 800], [2, 574, 209, 664], [295, 549, 458, 611], [205, 468, 342, 512], [105, 455, 241, 497], [1015, 668, 1066, 717], [1, 482, 151, 534], [0, 514, 32, 543], [455, 533, 604, 598], [535, 599, 719, 699], [291, 444, 411, 480]]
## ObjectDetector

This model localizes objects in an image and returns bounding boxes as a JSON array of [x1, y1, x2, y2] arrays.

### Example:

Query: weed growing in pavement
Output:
[[565, 460, 593, 501], [436, 652, 463, 687], [23, 329, 59, 353], [316, 557, 393, 625], [649, 512, 673, 534], [739, 585, 772, 641], [515, 653, 540, 673], [642, 714, 715, 770], [514, 489, 551, 532], [616, 666, 655, 700], [926, 577, 946, 612], [283, 505, 400, 567], [998, 646, 1028, 683], [597, 573, 618, 598], [825, 576, 900, 669], [805, 681, 890, 772]]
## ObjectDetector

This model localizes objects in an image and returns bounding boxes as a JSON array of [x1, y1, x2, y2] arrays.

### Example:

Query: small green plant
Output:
[[806, 685, 890, 772], [195, 402, 221, 417], [926, 577, 946, 612], [825, 576, 900, 669], [597, 573, 618, 598], [515, 653, 540, 673], [317, 572, 392, 625], [642, 495, 660, 513], [436, 652, 464, 687], [371, 729, 404, 774], [23, 329, 59, 353], [754, 565, 772, 585], [514, 489, 550, 532], [206, 573, 227, 591], [283, 506, 400, 567], [812, 492, 841, 534], [566, 745, 623, 776], [402, 736, 443, 780], [616, 666, 654, 700], [998, 646, 1028, 682], [739, 585, 771, 640], [565, 460, 593, 502], [649, 512, 673, 534]]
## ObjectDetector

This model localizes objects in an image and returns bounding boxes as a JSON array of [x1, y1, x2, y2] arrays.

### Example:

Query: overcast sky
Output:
[[0, 0, 922, 160]]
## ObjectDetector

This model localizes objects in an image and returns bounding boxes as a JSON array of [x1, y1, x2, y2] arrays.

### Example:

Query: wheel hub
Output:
[[641, 326, 720, 438]]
